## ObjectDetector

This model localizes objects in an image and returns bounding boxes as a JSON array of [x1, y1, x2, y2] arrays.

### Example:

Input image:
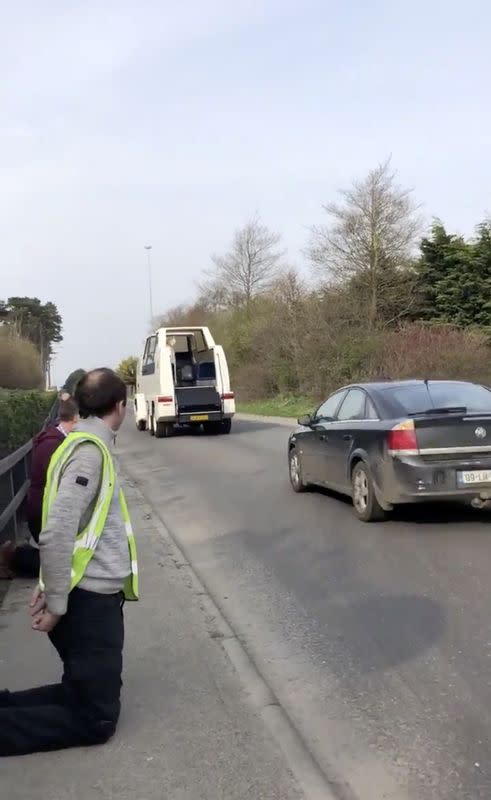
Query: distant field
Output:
[[237, 397, 313, 419]]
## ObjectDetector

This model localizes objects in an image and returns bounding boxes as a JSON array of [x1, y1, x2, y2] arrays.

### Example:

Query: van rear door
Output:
[[214, 345, 235, 414]]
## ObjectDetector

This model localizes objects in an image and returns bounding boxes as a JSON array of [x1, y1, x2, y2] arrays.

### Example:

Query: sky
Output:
[[1, 0, 491, 384]]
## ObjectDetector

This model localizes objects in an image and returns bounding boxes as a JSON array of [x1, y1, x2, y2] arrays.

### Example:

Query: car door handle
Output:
[[343, 434, 353, 441]]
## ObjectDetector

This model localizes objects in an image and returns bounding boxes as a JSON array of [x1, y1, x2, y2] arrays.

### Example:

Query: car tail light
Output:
[[158, 396, 174, 404], [387, 420, 419, 456], [221, 392, 235, 400]]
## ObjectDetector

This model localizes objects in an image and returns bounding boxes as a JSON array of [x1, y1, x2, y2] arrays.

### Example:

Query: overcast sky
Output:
[[1, 0, 490, 384]]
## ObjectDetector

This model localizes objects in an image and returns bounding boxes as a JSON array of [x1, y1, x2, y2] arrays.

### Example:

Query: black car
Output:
[[288, 380, 491, 521]]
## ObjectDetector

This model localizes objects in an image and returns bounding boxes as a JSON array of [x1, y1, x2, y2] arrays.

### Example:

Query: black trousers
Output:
[[0, 588, 124, 757]]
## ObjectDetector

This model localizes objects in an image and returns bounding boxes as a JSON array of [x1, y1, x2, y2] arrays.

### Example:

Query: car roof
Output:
[[343, 379, 480, 392]]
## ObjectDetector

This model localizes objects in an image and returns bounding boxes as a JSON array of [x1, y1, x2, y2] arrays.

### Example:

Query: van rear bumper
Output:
[[178, 410, 231, 424]]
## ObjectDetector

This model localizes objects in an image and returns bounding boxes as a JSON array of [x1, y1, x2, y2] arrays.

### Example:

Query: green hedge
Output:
[[0, 390, 56, 457]]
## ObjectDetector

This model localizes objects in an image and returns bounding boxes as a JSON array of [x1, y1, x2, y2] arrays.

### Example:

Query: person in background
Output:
[[0, 398, 79, 579], [48, 369, 86, 425]]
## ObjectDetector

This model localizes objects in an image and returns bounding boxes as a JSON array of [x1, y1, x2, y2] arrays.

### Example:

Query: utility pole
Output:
[[144, 245, 154, 324]]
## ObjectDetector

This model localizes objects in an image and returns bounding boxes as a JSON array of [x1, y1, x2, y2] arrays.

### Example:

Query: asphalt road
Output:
[[118, 415, 491, 800]]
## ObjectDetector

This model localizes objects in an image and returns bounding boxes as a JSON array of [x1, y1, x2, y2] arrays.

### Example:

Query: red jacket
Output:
[[26, 425, 65, 542]]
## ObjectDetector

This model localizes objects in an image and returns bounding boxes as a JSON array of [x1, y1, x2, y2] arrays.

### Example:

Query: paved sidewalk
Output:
[[0, 480, 301, 800]]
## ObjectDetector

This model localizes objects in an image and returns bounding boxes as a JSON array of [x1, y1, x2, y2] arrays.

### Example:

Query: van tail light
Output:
[[158, 396, 174, 404], [387, 420, 419, 456], [221, 392, 235, 400]]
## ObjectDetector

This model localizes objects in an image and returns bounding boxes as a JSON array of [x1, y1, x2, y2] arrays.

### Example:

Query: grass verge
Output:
[[237, 397, 314, 419]]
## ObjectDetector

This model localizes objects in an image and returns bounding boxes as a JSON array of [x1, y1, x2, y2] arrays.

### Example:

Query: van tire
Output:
[[221, 419, 232, 434], [155, 421, 172, 439], [137, 419, 146, 432], [203, 421, 220, 435], [204, 419, 232, 436]]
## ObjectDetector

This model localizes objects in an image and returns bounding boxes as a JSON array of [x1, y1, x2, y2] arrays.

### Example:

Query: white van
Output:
[[134, 326, 235, 438]]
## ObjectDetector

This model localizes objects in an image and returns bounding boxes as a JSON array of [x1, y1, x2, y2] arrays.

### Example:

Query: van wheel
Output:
[[137, 419, 146, 432], [155, 421, 172, 439], [203, 421, 220, 435], [220, 419, 232, 434], [351, 462, 386, 522]]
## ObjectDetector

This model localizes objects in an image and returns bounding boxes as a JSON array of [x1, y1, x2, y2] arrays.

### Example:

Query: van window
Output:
[[142, 335, 157, 375], [192, 330, 206, 352], [168, 334, 189, 354]]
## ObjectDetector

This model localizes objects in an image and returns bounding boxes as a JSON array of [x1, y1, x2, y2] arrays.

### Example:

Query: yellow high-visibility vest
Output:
[[40, 432, 138, 601]]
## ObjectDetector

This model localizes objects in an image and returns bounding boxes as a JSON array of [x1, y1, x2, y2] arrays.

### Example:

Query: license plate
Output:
[[458, 470, 491, 485], [190, 414, 209, 422]]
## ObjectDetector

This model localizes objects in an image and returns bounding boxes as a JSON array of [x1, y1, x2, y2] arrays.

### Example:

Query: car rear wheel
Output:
[[351, 462, 385, 522], [289, 448, 308, 493]]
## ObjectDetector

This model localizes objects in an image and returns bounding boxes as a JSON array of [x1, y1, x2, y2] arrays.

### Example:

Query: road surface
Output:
[[2, 479, 303, 800], [118, 416, 491, 800]]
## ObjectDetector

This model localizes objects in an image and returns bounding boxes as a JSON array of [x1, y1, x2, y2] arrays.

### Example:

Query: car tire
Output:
[[289, 448, 308, 493], [351, 462, 386, 522], [137, 419, 146, 432]]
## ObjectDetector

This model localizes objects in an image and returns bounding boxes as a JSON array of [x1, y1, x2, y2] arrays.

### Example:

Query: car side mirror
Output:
[[298, 414, 313, 427]]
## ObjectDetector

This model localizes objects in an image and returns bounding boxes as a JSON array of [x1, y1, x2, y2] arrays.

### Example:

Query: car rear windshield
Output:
[[381, 383, 491, 415]]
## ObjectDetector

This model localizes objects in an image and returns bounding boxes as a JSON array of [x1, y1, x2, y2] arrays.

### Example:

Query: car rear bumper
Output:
[[379, 455, 491, 505]]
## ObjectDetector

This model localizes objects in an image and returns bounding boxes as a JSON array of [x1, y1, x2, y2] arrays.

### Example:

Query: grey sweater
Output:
[[39, 417, 131, 616]]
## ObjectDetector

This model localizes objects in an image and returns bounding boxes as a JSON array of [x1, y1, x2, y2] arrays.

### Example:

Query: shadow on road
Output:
[[307, 485, 491, 528], [147, 420, 281, 438], [230, 514, 447, 675], [232, 420, 283, 434], [325, 592, 446, 674]]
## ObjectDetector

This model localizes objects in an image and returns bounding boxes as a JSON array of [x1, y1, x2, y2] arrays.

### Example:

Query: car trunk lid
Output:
[[412, 410, 491, 456]]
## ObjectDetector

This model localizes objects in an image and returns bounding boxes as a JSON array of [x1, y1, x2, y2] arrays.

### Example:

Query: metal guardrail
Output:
[[0, 439, 32, 544]]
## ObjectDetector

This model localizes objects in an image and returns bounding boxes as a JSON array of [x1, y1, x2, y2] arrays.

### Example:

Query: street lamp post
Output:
[[144, 245, 154, 323]]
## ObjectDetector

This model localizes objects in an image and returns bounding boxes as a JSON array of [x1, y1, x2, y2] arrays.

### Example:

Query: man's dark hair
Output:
[[58, 397, 78, 422], [75, 368, 127, 419]]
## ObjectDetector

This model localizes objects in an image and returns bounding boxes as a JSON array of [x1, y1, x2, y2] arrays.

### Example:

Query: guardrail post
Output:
[[0, 440, 35, 546], [0, 409, 51, 547], [0, 470, 15, 545], [9, 470, 18, 541]]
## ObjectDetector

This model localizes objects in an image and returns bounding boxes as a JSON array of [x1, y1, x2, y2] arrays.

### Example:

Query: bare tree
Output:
[[205, 215, 284, 309], [308, 159, 422, 329]]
